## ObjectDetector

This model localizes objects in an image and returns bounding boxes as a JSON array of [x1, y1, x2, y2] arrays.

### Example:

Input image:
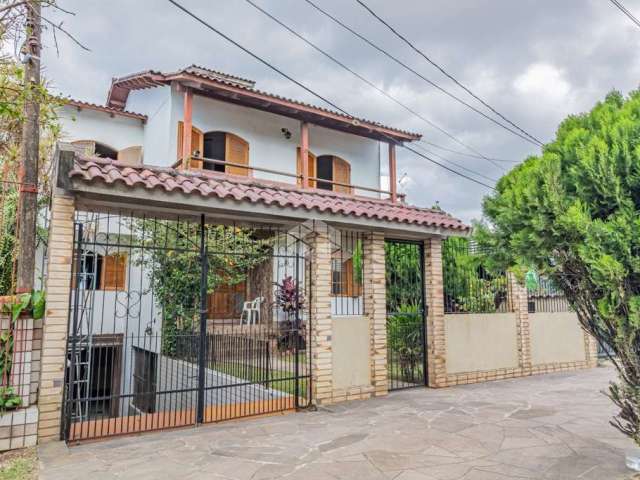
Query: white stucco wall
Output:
[[128, 86, 173, 165], [170, 86, 382, 193], [61, 86, 384, 193], [58, 105, 144, 153]]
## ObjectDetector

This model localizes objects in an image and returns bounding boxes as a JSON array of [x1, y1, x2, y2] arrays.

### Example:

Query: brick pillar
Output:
[[308, 229, 333, 405], [584, 332, 599, 367], [363, 232, 387, 397], [509, 272, 531, 372], [424, 237, 446, 387], [37, 193, 75, 442]]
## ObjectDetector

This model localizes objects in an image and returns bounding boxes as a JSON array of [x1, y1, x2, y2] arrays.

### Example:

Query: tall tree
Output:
[[476, 90, 640, 445]]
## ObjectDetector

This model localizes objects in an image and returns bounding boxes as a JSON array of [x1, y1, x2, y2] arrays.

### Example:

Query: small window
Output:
[[331, 258, 362, 297], [78, 251, 102, 290]]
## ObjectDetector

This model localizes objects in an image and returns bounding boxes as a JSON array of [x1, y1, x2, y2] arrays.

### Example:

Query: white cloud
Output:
[[513, 63, 571, 104]]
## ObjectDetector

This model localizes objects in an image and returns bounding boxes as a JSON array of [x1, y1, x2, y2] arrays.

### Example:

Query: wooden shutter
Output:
[[333, 156, 352, 194], [177, 122, 205, 169], [225, 133, 250, 176], [100, 254, 127, 291], [207, 281, 245, 319], [296, 147, 317, 187], [334, 258, 361, 297]]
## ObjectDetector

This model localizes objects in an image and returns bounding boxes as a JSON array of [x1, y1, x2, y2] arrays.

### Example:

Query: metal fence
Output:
[[62, 210, 312, 442], [526, 276, 571, 313], [442, 238, 511, 314], [385, 240, 427, 390]]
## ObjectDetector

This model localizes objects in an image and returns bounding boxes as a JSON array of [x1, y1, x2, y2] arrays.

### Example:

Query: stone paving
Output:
[[39, 365, 638, 479]]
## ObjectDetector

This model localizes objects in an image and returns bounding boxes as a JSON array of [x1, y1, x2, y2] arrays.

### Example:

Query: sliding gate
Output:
[[62, 211, 311, 442], [385, 240, 427, 390]]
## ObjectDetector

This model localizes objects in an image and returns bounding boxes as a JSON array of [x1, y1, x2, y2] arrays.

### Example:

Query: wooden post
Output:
[[388, 143, 397, 203], [16, 0, 41, 293], [182, 87, 193, 169], [300, 121, 309, 188]]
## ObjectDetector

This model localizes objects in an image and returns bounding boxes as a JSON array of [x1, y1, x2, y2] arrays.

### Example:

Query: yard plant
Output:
[[477, 90, 640, 446]]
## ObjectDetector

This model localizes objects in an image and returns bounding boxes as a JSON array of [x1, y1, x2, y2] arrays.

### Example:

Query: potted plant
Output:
[[274, 276, 305, 351]]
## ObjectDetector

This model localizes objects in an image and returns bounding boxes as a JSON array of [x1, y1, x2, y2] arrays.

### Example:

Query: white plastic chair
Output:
[[241, 297, 264, 325]]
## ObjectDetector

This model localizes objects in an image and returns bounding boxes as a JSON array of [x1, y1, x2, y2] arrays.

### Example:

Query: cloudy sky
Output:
[[41, 0, 640, 222]]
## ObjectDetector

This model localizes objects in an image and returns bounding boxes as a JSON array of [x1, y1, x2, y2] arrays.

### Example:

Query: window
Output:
[[177, 121, 204, 167], [297, 153, 352, 193], [331, 258, 362, 297], [202, 131, 250, 176], [132, 348, 157, 414], [77, 252, 126, 291], [79, 251, 102, 290]]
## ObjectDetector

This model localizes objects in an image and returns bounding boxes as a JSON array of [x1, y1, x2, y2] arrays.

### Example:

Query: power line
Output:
[[244, 0, 504, 171], [302, 1, 521, 170], [609, 0, 640, 29], [167, 0, 496, 191], [420, 141, 519, 164], [355, 0, 544, 147], [411, 143, 499, 183], [248, 1, 533, 157], [168, 0, 349, 116]]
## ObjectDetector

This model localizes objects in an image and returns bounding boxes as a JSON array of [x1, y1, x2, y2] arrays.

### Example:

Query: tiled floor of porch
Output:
[[39, 365, 636, 479]]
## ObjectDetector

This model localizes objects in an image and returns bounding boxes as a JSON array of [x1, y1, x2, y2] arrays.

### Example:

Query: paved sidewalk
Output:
[[39, 365, 637, 479]]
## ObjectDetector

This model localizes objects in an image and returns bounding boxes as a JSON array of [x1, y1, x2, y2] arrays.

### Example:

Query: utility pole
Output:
[[16, 0, 41, 294]]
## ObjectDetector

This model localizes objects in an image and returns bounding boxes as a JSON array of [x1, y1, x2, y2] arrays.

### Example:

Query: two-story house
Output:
[[41, 64, 470, 443]]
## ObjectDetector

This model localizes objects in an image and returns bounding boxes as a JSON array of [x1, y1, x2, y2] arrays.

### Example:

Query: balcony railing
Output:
[[172, 155, 404, 201]]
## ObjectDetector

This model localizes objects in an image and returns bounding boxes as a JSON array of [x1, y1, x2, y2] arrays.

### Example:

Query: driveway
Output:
[[39, 365, 636, 479]]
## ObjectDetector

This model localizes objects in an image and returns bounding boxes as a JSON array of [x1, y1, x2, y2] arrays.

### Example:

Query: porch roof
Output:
[[105, 65, 421, 143], [60, 154, 469, 235]]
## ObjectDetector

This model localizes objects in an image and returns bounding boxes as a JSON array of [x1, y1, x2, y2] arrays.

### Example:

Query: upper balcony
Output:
[[109, 66, 422, 203]]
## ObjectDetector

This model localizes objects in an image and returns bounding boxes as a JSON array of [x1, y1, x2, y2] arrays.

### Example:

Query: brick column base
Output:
[[364, 232, 387, 397], [424, 237, 446, 387], [37, 193, 75, 442]]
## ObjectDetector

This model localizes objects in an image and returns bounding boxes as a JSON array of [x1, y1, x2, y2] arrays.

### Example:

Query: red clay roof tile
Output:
[[68, 156, 469, 232]]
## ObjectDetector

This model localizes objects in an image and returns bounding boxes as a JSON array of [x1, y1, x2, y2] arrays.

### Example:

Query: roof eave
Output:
[[168, 73, 421, 143]]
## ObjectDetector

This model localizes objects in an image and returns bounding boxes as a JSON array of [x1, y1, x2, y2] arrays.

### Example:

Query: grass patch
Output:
[[0, 448, 37, 480], [211, 361, 308, 397]]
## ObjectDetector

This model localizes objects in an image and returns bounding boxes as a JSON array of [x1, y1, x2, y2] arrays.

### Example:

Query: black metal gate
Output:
[[385, 240, 427, 390], [61, 211, 311, 442]]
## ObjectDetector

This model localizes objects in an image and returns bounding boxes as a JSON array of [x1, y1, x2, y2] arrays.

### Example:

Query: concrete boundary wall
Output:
[[530, 312, 586, 365], [426, 237, 599, 387], [445, 313, 519, 374]]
